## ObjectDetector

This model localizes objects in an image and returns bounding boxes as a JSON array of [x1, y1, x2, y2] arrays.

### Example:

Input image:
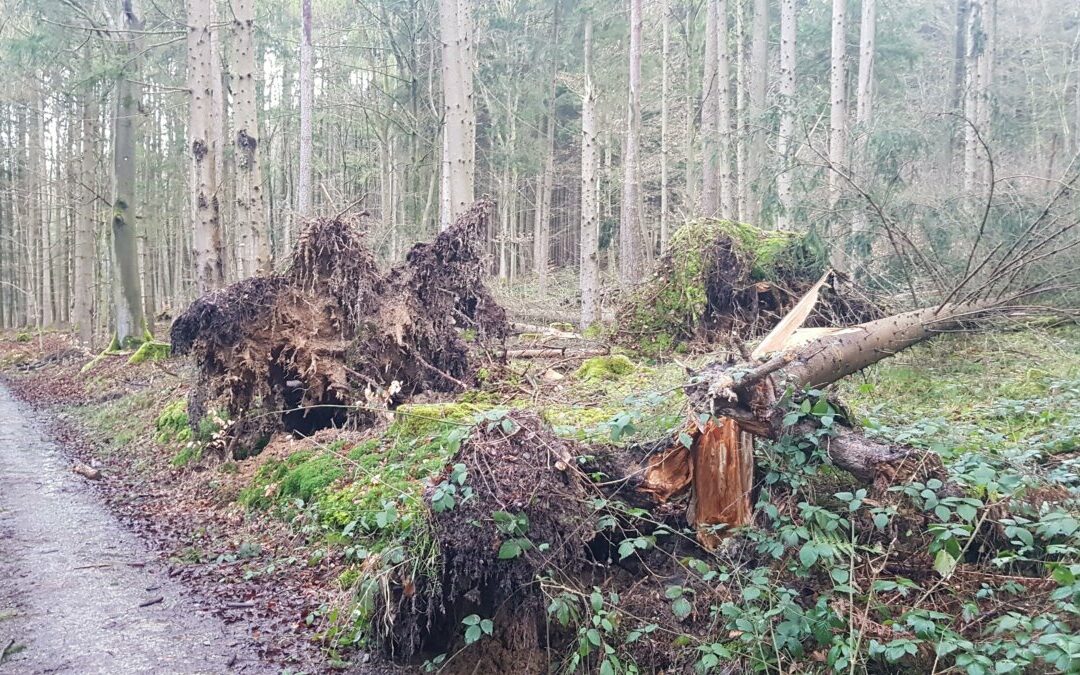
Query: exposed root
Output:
[[170, 199, 508, 454]]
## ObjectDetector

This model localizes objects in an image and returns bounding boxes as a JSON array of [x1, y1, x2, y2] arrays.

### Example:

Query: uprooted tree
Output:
[[170, 198, 508, 455]]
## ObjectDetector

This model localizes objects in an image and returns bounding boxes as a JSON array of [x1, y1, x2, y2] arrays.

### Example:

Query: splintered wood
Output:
[[641, 417, 754, 549]]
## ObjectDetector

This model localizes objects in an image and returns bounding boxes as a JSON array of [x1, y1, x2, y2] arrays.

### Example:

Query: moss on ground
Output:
[[127, 340, 171, 365], [574, 354, 636, 381]]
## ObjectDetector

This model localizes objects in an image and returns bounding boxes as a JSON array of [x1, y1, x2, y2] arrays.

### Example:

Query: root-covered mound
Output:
[[617, 220, 881, 353], [373, 411, 592, 669], [170, 199, 507, 454]]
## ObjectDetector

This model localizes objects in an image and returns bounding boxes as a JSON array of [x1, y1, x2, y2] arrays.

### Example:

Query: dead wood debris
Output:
[[170, 199, 508, 454]]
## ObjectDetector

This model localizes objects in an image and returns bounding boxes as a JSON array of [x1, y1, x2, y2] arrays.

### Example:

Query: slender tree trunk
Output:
[[776, 0, 796, 231], [734, 1, 749, 221], [27, 87, 43, 327], [746, 0, 767, 226], [619, 0, 644, 286], [702, 0, 720, 217], [948, 0, 968, 171], [683, 7, 698, 213], [298, 0, 314, 217], [963, 0, 987, 197], [75, 92, 97, 344], [113, 0, 146, 342], [230, 0, 268, 276], [851, 0, 875, 248], [535, 3, 559, 291], [659, 0, 670, 251], [580, 17, 600, 328], [188, 0, 225, 294], [717, 0, 735, 219], [828, 0, 849, 271], [439, 0, 475, 229]]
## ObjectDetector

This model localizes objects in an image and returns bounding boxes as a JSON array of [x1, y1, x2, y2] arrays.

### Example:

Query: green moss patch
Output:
[[127, 340, 171, 365], [574, 354, 636, 381]]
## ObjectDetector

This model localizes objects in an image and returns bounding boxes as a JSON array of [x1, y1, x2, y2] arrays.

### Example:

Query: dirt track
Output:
[[0, 385, 264, 674]]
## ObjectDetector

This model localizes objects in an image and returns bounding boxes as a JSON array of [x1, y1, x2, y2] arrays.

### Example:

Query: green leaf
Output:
[[811, 399, 830, 415], [671, 596, 692, 620], [933, 550, 957, 579], [586, 628, 602, 646], [464, 625, 481, 644], [799, 542, 819, 567], [618, 540, 635, 560], [498, 540, 523, 559], [955, 503, 977, 522], [679, 431, 694, 449]]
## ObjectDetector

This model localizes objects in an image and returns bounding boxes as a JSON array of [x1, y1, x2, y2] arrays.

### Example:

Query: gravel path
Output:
[[0, 385, 265, 674]]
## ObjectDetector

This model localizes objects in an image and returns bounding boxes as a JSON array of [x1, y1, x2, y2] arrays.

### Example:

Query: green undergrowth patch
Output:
[[74, 388, 174, 462], [237, 407, 482, 654], [837, 326, 1080, 465]]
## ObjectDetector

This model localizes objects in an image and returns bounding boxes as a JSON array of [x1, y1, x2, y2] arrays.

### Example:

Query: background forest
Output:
[[0, 0, 1077, 340]]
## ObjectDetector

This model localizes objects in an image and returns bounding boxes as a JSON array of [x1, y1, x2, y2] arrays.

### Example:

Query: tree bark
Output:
[[188, 0, 225, 295], [230, 0, 269, 277], [619, 0, 644, 287], [776, 0, 796, 231], [659, 0, 670, 252], [298, 0, 314, 217], [717, 0, 735, 219], [734, 0, 749, 221], [579, 17, 600, 329], [534, 3, 559, 291], [701, 0, 720, 217], [112, 0, 146, 343], [852, 0, 875, 244], [76, 89, 97, 342], [439, 0, 475, 230], [746, 0, 767, 226], [828, 0, 849, 271]]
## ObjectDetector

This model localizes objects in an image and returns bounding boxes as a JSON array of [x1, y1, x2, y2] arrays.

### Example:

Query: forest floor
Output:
[[0, 324, 1077, 672]]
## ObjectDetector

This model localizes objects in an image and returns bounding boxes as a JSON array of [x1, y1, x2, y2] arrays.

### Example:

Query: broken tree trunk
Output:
[[640, 290, 1035, 547]]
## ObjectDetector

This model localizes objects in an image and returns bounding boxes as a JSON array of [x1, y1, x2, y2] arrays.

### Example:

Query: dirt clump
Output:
[[171, 199, 508, 455]]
